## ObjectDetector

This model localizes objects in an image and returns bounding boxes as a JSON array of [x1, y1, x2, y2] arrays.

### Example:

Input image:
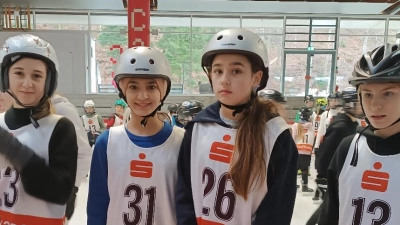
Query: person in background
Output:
[[106, 99, 127, 129], [258, 89, 289, 120], [0, 34, 77, 224], [319, 44, 400, 225], [82, 99, 105, 146], [175, 28, 298, 224], [314, 92, 341, 153], [306, 87, 363, 225], [295, 94, 315, 122], [291, 107, 315, 195], [0, 91, 13, 113], [168, 103, 179, 126], [87, 47, 185, 225], [123, 106, 131, 124], [311, 97, 328, 202], [51, 94, 92, 224], [175, 100, 204, 128]]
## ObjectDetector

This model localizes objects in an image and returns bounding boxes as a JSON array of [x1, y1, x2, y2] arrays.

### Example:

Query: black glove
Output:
[[0, 126, 35, 171]]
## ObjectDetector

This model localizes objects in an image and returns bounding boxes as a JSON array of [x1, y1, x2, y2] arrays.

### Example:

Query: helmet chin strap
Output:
[[6, 90, 46, 129], [219, 92, 256, 117]]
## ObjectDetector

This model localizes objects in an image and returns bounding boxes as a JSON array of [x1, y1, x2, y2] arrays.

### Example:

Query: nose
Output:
[[220, 72, 230, 86], [369, 95, 383, 111], [22, 77, 33, 88], [137, 89, 149, 100]]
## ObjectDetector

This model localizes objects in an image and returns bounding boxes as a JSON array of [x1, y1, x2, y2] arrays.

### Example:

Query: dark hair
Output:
[[227, 56, 279, 200]]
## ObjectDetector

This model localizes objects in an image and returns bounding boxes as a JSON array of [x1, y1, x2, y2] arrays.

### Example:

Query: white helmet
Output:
[[114, 46, 172, 98], [0, 34, 59, 97], [201, 28, 269, 92], [84, 100, 95, 108]]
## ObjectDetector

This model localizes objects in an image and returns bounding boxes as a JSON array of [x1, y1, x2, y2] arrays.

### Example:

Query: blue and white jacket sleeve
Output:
[[87, 130, 110, 225]]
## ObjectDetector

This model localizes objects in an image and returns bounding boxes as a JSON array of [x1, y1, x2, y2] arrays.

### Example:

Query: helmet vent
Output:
[[130, 59, 136, 64], [237, 35, 244, 40], [149, 59, 155, 64], [217, 35, 223, 40]]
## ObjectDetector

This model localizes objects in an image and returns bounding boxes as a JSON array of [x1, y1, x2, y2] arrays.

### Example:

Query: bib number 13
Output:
[[123, 184, 156, 225], [352, 197, 391, 225]]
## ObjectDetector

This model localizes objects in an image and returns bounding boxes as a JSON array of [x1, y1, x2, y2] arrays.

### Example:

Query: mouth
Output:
[[219, 90, 232, 94], [371, 115, 386, 120], [135, 103, 151, 107], [20, 91, 34, 95]]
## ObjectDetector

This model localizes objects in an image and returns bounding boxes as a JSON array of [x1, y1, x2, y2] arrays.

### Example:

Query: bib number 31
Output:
[[123, 184, 156, 225]]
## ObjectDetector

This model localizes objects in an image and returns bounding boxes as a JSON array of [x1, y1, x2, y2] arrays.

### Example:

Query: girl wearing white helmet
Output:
[[82, 99, 105, 146], [87, 46, 185, 225], [175, 29, 298, 224], [319, 44, 400, 225], [0, 91, 12, 113], [0, 34, 78, 224]]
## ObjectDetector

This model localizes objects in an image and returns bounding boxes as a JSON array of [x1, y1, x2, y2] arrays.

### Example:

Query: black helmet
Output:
[[300, 107, 313, 122], [167, 104, 178, 113], [350, 43, 400, 86], [177, 100, 205, 125], [340, 87, 364, 118], [328, 92, 340, 100], [258, 89, 286, 104], [304, 95, 314, 102]]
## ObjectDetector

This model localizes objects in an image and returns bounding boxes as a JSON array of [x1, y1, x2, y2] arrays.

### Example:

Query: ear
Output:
[[252, 70, 263, 88]]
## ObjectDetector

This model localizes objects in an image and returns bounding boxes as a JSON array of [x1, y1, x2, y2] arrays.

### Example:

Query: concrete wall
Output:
[[63, 93, 307, 121]]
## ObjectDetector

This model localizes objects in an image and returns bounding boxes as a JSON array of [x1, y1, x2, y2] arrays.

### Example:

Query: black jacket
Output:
[[316, 113, 358, 178]]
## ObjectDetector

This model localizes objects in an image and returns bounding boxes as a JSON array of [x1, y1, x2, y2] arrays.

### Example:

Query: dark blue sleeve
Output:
[[253, 129, 299, 225], [175, 123, 197, 225], [87, 130, 110, 225]]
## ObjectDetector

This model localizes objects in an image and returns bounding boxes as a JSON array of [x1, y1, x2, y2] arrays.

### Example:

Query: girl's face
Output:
[[85, 107, 95, 114], [0, 92, 13, 113], [329, 98, 340, 108], [305, 100, 314, 108], [210, 54, 262, 106], [360, 83, 400, 129], [115, 105, 125, 115], [8, 58, 47, 107], [121, 78, 162, 118]]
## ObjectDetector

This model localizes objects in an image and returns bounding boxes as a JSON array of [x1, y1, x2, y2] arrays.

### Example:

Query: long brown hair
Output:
[[228, 58, 279, 200], [32, 98, 55, 120]]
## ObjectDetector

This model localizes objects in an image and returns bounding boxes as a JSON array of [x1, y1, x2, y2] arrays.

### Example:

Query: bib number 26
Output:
[[202, 167, 236, 222], [123, 184, 156, 225]]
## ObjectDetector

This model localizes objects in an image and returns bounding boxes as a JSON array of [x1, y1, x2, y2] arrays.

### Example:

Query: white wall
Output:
[[0, 31, 88, 94]]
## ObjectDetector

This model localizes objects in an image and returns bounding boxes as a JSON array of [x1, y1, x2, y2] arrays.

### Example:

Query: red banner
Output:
[[127, 0, 150, 47]]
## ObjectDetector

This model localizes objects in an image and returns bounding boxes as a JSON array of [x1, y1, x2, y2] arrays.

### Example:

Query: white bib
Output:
[[339, 134, 400, 225], [190, 117, 289, 224], [0, 114, 66, 225], [82, 114, 101, 134], [106, 125, 184, 225]]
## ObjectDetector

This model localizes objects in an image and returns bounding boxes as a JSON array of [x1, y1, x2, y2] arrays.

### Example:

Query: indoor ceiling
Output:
[[0, 0, 394, 14]]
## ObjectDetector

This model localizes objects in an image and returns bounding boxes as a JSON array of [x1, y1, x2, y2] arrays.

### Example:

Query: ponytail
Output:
[[295, 123, 305, 143], [230, 96, 279, 200], [32, 98, 54, 120]]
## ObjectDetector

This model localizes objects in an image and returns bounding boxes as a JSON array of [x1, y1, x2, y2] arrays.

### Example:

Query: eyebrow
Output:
[[212, 62, 245, 68], [361, 87, 397, 92], [12, 67, 44, 74], [127, 80, 156, 85]]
